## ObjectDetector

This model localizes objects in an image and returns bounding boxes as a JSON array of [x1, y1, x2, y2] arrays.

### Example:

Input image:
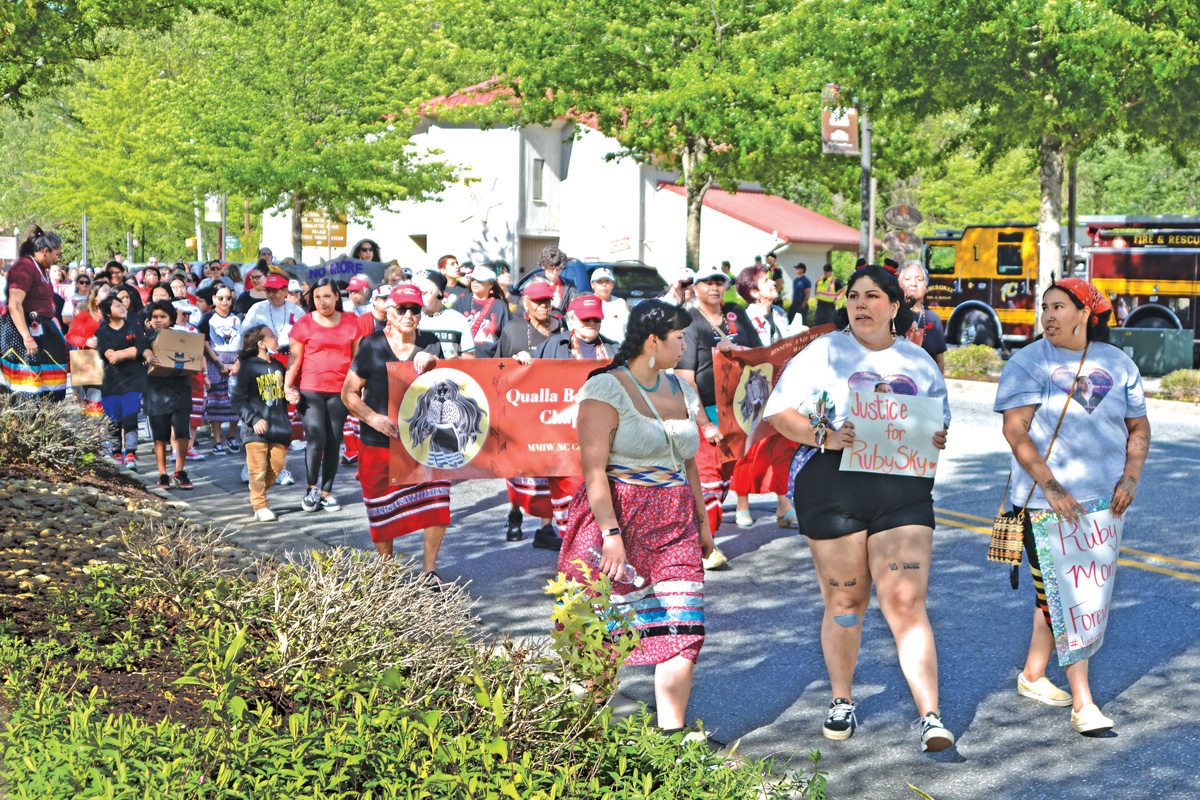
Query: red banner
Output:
[[713, 326, 833, 464], [385, 360, 599, 485]]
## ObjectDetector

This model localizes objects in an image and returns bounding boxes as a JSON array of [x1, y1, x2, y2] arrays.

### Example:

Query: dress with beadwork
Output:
[[557, 370, 707, 664]]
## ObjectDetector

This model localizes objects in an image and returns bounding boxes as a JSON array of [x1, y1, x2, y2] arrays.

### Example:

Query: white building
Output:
[[261, 82, 866, 284]]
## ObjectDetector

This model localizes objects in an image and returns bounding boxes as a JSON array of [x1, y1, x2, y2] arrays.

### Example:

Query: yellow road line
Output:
[[934, 513, 1200, 583], [1116, 558, 1200, 584], [935, 507, 994, 525]]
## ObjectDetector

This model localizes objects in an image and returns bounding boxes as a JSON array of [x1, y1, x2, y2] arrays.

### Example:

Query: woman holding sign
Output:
[[995, 278, 1149, 735], [763, 264, 954, 753]]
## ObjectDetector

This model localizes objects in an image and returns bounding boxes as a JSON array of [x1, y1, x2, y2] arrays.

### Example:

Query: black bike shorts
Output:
[[792, 448, 936, 540]]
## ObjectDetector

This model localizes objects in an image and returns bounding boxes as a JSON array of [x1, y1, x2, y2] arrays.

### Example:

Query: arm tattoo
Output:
[[1130, 433, 1149, 453], [1044, 479, 1067, 500], [608, 427, 617, 448], [1117, 475, 1138, 495]]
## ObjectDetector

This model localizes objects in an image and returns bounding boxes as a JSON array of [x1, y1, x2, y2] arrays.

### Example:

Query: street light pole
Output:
[[859, 111, 873, 261]]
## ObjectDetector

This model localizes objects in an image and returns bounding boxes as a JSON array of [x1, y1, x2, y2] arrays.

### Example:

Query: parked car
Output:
[[513, 260, 668, 306]]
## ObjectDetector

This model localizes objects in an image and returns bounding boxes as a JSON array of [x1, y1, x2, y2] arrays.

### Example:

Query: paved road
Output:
[[137, 383, 1200, 800]]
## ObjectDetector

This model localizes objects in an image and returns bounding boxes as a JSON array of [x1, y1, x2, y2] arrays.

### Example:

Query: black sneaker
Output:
[[823, 698, 857, 740], [301, 487, 321, 512], [173, 470, 194, 490], [917, 712, 955, 753], [505, 508, 524, 542], [532, 523, 563, 552], [157, 474, 171, 490]]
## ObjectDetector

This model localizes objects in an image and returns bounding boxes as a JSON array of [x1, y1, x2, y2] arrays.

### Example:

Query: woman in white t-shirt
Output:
[[763, 264, 954, 753], [994, 279, 1149, 736]]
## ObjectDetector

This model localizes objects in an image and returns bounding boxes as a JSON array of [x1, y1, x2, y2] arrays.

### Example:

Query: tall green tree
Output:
[[181, 0, 462, 259], [802, 0, 1200, 304], [474, 0, 829, 270], [0, 0, 220, 112]]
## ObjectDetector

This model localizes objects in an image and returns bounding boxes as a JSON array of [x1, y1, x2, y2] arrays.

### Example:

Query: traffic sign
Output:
[[225, 236, 240, 249]]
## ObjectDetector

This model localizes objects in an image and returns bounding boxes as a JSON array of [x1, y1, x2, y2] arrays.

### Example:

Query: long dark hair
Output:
[[834, 264, 918, 335], [1045, 283, 1113, 344], [18, 225, 61, 259], [239, 324, 273, 365], [589, 299, 692, 379], [306, 277, 344, 313]]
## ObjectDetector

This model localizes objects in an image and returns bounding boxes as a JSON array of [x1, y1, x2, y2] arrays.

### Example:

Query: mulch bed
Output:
[[0, 458, 153, 502]]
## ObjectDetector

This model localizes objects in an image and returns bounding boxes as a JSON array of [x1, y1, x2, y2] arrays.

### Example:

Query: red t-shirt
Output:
[[289, 312, 363, 393], [356, 310, 385, 338], [66, 311, 101, 349], [5, 256, 56, 316]]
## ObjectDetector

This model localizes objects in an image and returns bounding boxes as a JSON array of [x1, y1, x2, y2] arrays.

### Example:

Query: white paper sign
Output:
[[839, 391, 943, 478], [1031, 498, 1124, 666]]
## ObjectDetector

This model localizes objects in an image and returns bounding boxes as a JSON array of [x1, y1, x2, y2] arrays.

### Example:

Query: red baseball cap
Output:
[[524, 282, 555, 301], [347, 274, 371, 293], [387, 285, 424, 307], [569, 295, 603, 320], [264, 274, 289, 290]]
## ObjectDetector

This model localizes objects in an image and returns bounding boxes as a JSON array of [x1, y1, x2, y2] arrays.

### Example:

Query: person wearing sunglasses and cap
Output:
[[517, 294, 621, 551], [589, 267, 629, 342], [342, 284, 453, 589], [995, 277, 1150, 736], [462, 265, 510, 358], [415, 270, 476, 360]]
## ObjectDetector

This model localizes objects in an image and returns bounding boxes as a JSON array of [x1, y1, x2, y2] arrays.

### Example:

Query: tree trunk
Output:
[[1035, 133, 1065, 335], [680, 137, 713, 273], [291, 194, 305, 261]]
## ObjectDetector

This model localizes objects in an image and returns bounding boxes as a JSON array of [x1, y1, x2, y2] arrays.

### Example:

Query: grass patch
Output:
[[944, 345, 1002, 379], [1158, 369, 1200, 402], [0, 514, 828, 799]]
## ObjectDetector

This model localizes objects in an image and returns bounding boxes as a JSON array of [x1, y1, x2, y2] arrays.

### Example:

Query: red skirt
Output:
[[506, 477, 552, 518], [729, 434, 798, 497], [694, 431, 734, 534], [359, 445, 450, 542], [549, 476, 584, 538]]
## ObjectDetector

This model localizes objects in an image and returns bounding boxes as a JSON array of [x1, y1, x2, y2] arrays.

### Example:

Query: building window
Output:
[[532, 158, 545, 202]]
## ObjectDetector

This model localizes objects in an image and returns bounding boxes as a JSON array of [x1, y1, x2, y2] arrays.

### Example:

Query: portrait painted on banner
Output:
[[733, 363, 774, 434], [399, 368, 490, 468]]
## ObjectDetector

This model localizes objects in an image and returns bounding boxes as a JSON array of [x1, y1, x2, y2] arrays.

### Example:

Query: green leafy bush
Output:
[[944, 345, 1002, 378], [0, 395, 107, 472], [1159, 369, 1200, 402]]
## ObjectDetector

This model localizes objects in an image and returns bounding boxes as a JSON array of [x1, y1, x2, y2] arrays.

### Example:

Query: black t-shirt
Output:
[[233, 291, 265, 316], [141, 329, 193, 416], [678, 304, 762, 407], [94, 321, 146, 396], [533, 331, 617, 361], [349, 330, 443, 450], [464, 298, 509, 358], [443, 284, 471, 313], [913, 307, 948, 358], [496, 316, 562, 359]]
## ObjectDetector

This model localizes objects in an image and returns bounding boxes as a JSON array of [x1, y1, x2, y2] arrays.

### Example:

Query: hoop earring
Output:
[[648, 354, 656, 370], [890, 317, 897, 338]]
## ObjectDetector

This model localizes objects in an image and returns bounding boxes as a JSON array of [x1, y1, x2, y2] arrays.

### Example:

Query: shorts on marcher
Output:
[[101, 391, 141, 423], [792, 447, 935, 540], [149, 409, 190, 442]]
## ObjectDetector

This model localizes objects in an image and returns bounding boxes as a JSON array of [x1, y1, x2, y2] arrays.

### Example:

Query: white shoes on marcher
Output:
[[253, 507, 276, 522]]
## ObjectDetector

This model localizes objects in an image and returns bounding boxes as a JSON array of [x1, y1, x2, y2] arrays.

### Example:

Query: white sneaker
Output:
[[254, 507, 277, 522], [289, 440, 307, 452], [278, 468, 295, 486]]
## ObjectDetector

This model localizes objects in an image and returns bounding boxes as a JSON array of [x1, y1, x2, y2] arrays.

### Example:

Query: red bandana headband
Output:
[[1053, 278, 1112, 327]]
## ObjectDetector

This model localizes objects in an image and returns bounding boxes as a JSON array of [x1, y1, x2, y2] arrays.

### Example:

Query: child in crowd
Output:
[[140, 300, 195, 489], [94, 295, 146, 470], [231, 325, 291, 521]]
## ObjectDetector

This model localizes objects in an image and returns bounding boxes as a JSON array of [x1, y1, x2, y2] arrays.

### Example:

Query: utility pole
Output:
[[1066, 159, 1078, 277], [194, 197, 206, 263], [219, 193, 227, 261], [81, 214, 88, 266], [859, 111, 873, 261]]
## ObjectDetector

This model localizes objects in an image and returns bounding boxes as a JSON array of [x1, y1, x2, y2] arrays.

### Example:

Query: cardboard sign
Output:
[[386, 359, 600, 484], [1031, 498, 1124, 666], [713, 326, 833, 463], [147, 329, 205, 376], [839, 391, 943, 478]]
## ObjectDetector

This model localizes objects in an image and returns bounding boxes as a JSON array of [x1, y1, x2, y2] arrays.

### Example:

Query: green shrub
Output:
[[1159, 369, 1200, 402], [0, 395, 107, 472], [944, 345, 1001, 378]]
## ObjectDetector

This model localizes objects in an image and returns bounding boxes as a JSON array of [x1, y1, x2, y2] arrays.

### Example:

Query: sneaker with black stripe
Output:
[[823, 698, 857, 740], [917, 712, 955, 752]]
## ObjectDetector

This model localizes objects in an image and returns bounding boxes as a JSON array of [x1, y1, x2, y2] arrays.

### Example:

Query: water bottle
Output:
[[585, 547, 646, 588]]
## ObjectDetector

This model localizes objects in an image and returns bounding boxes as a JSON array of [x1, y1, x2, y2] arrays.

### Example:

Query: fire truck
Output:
[[921, 217, 1200, 363], [920, 224, 1040, 347]]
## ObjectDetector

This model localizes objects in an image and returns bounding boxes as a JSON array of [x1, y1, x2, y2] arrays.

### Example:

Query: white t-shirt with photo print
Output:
[[994, 338, 1146, 510]]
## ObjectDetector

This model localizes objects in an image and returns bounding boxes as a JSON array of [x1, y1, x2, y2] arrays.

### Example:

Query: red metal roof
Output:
[[419, 79, 600, 130], [657, 183, 871, 249]]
